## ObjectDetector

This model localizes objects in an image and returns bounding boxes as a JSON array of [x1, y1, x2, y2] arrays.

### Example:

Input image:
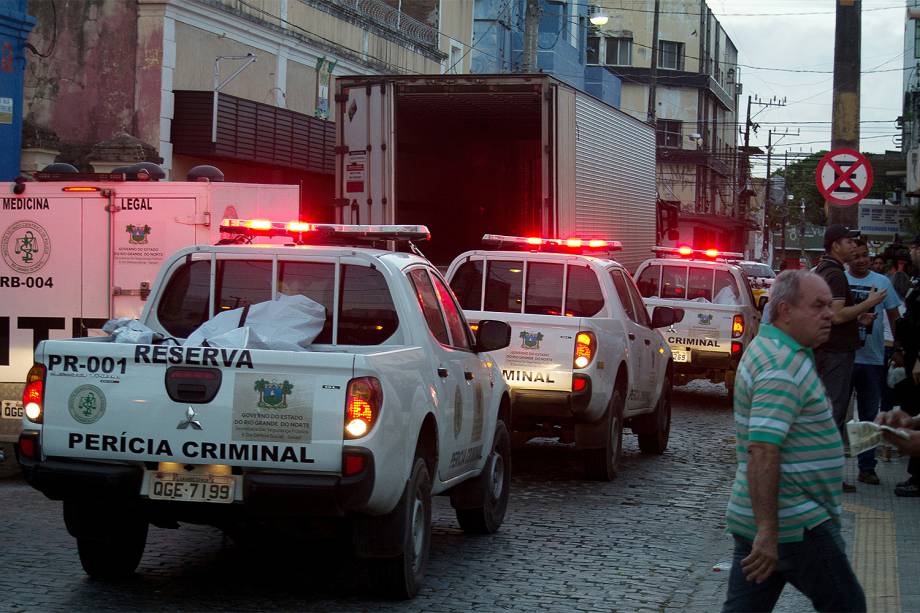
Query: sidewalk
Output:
[[839, 450, 920, 613]]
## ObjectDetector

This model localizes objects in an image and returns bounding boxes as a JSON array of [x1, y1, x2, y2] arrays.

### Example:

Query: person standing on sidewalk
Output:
[[887, 235, 920, 496], [723, 270, 865, 613], [813, 225, 886, 492], [846, 239, 903, 484]]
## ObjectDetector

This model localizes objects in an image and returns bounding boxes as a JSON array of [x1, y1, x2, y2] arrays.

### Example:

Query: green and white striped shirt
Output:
[[725, 324, 844, 543]]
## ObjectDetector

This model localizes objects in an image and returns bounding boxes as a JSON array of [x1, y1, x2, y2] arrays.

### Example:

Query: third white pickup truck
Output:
[[446, 235, 681, 481], [634, 248, 762, 399]]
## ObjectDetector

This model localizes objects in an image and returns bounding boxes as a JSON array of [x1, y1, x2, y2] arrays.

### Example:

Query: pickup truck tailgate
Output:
[[472, 316, 577, 392], [38, 341, 354, 472]]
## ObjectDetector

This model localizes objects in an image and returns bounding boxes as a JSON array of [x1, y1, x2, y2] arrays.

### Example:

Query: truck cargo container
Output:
[[333, 74, 657, 269]]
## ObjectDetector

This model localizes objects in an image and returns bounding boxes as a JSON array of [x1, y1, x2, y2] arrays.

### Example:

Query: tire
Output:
[[371, 457, 432, 599], [584, 390, 624, 481], [455, 420, 511, 534], [76, 520, 148, 580], [638, 380, 671, 455]]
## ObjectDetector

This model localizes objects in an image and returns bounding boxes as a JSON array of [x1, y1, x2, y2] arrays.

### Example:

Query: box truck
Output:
[[0, 171, 299, 453], [333, 74, 657, 269]]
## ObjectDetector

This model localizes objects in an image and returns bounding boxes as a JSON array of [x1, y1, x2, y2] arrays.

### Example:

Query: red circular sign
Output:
[[815, 148, 874, 206]]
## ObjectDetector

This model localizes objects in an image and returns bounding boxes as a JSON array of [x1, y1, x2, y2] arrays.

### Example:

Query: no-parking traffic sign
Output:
[[815, 148, 873, 206]]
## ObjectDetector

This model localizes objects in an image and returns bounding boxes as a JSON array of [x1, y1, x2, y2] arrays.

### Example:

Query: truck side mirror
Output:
[[475, 320, 511, 353], [651, 306, 680, 329]]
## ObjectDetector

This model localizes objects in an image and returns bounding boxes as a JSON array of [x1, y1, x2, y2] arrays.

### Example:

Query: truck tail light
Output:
[[342, 452, 368, 477], [22, 364, 46, 424], [732, 314, 745, 338], [573, 332, 597, 369], [572, 374, 590, 393], [731, 341, 743, 356], [344, 377, 382, 439]]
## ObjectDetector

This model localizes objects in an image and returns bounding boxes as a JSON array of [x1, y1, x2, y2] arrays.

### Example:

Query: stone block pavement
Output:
[[1, 384, 918, 612]]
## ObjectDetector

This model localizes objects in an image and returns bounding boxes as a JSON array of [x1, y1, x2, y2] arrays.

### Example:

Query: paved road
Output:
[[0, 383, 807, 612]]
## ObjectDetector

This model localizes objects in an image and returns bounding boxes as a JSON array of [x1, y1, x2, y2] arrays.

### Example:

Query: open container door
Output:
[[336, 81, 395, 226]]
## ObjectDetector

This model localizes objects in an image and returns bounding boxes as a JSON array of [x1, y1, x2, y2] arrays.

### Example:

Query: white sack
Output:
[[102, 317, 156, 345], [183, 293, 326, 351]]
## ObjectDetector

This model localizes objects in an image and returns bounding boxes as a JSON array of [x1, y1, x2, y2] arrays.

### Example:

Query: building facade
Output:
[[470, 0, 621, 108], [20, 0, 473, 218], [588, 0, 745, 252]]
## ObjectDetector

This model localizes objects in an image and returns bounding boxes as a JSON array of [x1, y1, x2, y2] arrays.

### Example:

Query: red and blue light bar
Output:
[[652, 245, 743, 260], [482, 234, 623, 253], [219, 218, 431, 242]]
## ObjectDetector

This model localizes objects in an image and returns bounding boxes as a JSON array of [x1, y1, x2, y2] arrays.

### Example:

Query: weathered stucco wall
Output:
[[23, 0, 139, 146]]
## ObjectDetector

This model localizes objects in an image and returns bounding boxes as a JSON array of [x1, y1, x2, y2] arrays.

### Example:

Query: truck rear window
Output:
[[636, 264, 741, 305], [156, 259, 398, 344], [456, 259, 603, 317]]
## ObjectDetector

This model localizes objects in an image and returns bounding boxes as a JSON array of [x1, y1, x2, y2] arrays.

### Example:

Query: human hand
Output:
[[877, 409, 914, 428], [742, 529, 778, 583], [882, 429, 920, 456], [891, 350, 904, 368], [857, 312, 877, 327], [865, 288, 887, 307]]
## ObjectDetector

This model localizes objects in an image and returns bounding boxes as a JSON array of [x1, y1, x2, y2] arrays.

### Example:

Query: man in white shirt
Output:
[[846, 239, 903, 484]]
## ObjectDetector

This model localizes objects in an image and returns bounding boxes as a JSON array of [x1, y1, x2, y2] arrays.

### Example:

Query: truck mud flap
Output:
[[352, 476, 410, 559]]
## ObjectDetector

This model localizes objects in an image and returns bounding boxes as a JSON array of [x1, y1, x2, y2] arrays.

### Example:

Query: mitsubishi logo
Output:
[[667, 324, 677, 334], [177, 406, 202, 430]]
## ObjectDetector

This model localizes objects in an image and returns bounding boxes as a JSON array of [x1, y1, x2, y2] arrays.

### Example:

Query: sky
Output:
[[709, 0, 907, 176]]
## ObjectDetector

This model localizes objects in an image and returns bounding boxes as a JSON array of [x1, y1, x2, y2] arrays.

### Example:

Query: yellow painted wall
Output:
[[174, 22, 279, 105]]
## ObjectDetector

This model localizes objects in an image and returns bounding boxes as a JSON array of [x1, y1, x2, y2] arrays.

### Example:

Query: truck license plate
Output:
[[672, 350, 691, 363], [148, 473, 235, 504], [1, 400, 23, 420]]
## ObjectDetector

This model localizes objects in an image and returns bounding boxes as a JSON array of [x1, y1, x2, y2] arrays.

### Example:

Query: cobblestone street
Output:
[[0, 382, 905, 612]]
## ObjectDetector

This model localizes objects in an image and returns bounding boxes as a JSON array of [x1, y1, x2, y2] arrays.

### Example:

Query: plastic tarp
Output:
[[102, 317, 157, 345], [183, 294, 326, 351]]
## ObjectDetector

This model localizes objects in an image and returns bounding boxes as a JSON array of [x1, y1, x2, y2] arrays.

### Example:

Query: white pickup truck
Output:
[[634, 248, 762, 399], [16, 221, 512, 599], [446, 235, 680, 481]]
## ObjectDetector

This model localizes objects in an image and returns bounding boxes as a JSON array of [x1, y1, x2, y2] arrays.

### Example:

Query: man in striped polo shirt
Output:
[[723, 270, 866, 612]]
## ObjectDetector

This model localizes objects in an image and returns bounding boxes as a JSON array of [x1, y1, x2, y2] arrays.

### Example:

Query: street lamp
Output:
[[589, 5, 609, 26]]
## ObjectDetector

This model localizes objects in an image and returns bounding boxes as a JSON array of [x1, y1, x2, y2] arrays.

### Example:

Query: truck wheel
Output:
[[76, 520, 148, 580], [584, 390, 624, 481], [371, 456, 432, 599], [455, 420, 511, 534], [638, 382, 671, 454]]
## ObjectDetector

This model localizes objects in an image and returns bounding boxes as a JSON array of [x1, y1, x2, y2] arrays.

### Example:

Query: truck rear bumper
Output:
[[510, 376, 594, 426], [19, 442, 374, 517], [675, 350, 733, 372]]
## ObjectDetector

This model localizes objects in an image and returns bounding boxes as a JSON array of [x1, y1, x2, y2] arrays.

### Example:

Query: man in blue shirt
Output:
[[846, 238, 904, 484]]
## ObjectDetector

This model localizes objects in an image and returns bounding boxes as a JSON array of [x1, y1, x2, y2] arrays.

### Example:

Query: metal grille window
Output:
[[587, 36, 600, 64], [656, 119, 682, 148], [659, 40, 684, 70], [605, 37, 632, 66]]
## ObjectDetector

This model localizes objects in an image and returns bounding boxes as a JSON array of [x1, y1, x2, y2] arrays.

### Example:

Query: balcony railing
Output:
[[324, 0, 439, 47]]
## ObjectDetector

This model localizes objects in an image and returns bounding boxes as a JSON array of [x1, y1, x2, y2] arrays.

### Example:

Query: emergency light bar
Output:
[[482, 234, 623, 253], [219, 219, 431, 242], [652, 246, 743, 260]]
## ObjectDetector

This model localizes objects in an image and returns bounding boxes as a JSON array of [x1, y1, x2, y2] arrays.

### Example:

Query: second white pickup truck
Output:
[[17, 221, 512, 599], [446, 235, 681, 481]]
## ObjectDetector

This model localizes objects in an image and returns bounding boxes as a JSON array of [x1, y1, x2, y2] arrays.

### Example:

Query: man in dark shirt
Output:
[[814, 225, 886, 492], [890, 235, 920, 496]]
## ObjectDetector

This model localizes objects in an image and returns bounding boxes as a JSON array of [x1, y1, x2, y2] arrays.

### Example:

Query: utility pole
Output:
[[521, 0, 542, 72], [799, 197, 807, 266], [760, 128, 799, 263], [744, 95, 787, 149], [780, 150, 789, 265], [828, 0, 861, 228], [647, 0, 660, 123]]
